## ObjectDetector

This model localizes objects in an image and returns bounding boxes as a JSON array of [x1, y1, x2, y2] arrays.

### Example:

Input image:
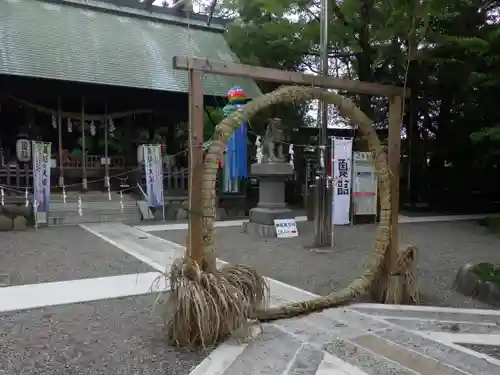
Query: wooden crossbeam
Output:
[[173, 56, 407, 97]]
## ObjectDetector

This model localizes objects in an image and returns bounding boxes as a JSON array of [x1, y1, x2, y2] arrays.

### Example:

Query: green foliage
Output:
[[474, 262, 500, 283], [214, 0, 500, 204]]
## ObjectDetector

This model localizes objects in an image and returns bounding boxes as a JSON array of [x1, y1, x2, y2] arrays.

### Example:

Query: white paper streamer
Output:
[[288, 144, 295, 169], [62, 186, 67, 205], [90, 121, 96, 136], [67, 118, 73, 133], [1, 187, 4, 206], [120, 190, 124, 213], [109, 118, 115, 137], [107, 184, 112, 200], [255, 135, 263, 164], [77, 195, 83, 216], [25, 188, 29, 207], [51, 115, 57, 129]]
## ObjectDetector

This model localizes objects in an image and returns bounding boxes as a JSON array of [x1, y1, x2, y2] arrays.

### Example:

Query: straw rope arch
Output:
[[199, 85, 415, 322]]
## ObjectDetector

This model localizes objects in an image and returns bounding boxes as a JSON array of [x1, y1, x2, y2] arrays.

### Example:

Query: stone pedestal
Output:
[[242, 162, 294, 237]]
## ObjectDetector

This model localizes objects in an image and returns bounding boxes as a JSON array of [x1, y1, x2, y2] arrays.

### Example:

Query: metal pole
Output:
[[57, 96, 64, 188], [313, 0, 329, 247], [104, 102, 109, 189], [81, 96, 87, 190], [330, 136, 335, 247]]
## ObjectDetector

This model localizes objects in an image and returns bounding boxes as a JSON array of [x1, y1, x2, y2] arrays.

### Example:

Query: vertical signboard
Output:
[[332, 137, 353, 225], [143, 144, 164, 208], [352, 151, 378, 216], [32, 141, 52, 225]]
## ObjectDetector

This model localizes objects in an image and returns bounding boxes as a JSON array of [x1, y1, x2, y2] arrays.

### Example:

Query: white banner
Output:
[[332, 137, 353, 225], [32, 141, 52, 224], [143, 144, 164, 207]]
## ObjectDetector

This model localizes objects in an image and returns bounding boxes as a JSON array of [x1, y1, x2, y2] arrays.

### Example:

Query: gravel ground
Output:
[[154, 220, 500, 309], [0, 226, 153, 286], [0, 294, 207, 375]]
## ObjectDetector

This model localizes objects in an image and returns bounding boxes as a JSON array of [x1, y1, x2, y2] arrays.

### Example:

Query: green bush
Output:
[[487, 217, 500, 233], [473, 262, 500, 284]]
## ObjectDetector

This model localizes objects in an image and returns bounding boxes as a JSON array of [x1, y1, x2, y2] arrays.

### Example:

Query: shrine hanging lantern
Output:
[[16, 137, 31, 163]]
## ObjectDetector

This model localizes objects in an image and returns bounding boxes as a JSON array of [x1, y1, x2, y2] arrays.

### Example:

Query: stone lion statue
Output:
[[262, 118, 286, 162]]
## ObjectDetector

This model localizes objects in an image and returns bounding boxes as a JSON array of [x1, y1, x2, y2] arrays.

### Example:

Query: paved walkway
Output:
[[80, 222, 500, 375]]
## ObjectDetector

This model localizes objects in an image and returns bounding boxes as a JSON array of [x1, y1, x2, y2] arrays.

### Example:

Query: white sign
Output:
[[353, 152, 378, 216], [32, 141, 52, 225], [143, 144, 164, 207], [332, 137, 353, 225], [274, 218, 299, 238]]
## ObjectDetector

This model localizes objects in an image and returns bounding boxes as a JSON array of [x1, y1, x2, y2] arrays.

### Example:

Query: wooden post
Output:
[[81, 96, 88, 190], [104, 102, 109, 189], [187, 68, 205, 266], [387, 95, 403, 273], [57, 96, 64, 188]]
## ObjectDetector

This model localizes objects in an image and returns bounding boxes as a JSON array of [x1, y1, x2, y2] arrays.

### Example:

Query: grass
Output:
[[487, 217, 500, 233], [473, 262, 500, 284]]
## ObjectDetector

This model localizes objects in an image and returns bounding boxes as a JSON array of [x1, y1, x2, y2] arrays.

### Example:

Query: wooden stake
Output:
[[387, 95, 403, 270], [57, 95, 64, 188], [81, 96, 87, 190], [187, 68, 205, 266]]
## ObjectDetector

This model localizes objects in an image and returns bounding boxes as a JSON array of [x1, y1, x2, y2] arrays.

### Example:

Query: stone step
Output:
[[50, 202, 137, 211], [47, 212, 140, 226], [51, 197, 137, 203], [48, 207, 138, 218]]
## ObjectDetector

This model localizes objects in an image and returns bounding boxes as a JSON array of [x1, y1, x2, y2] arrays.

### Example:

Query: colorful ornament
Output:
[[227, 86, 247, 106]]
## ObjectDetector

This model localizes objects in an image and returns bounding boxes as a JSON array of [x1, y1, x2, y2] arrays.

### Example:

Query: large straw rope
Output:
[[200, 86, 416, 320]]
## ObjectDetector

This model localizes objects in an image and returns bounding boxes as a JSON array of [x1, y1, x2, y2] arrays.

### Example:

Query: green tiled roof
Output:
[[0, 0, 261, 97]]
